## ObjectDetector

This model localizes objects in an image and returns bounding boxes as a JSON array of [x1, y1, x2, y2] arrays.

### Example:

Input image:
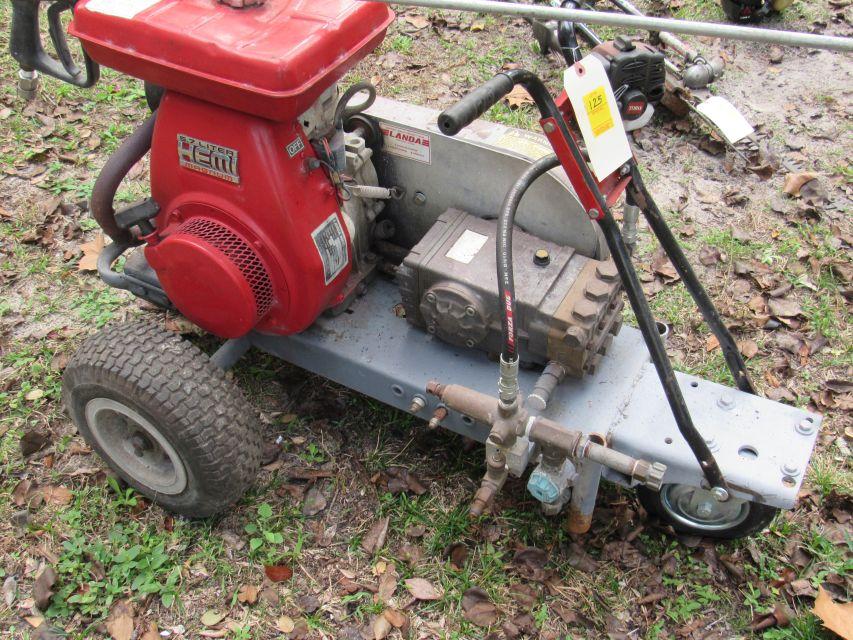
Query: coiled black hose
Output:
[[497, 154, 561, 363]]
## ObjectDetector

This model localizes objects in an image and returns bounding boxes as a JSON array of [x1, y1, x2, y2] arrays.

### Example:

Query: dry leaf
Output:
[[236, 584, 259, 605], [383, 609, 407, 628], [373, 614, 392, 640], [813, 585, 853, 639], [705, 335, 720, 352], [200, 610, 226, 627], [767, 297, 803, 318], [462, 587, 499, 627], [106, 600, 135, 640], [140, 623, 161, 640], [738, 339, 759, 359], [404, 577, 442, 601], [505, 85, 533, 109], [263, 564, 293, 582], [42, 485, 73, 506], [276, 616, 295, 633], [402, 14, 429, 29], [361, 516, 390, 555], [78, 233, 106, 272], [33, 567, 57, 610], [782, 172, 818, 198]]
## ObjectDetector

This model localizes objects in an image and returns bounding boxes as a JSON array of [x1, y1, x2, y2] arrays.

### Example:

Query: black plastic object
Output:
[[626, 166, 756, 395], [438, 74, 515, 136], [10, 0, 99, 88]]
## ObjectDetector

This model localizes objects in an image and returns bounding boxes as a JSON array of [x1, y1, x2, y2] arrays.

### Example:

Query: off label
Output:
[[381, 123, 431, 164], [312, 213, 349, 285]]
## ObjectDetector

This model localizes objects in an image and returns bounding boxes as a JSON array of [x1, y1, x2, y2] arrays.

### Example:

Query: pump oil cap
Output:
[[534, 249, 551, 266]]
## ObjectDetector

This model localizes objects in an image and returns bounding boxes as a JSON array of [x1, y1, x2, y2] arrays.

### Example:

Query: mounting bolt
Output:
[[795, 419, 816, 436], [465, 338, 476, 348], [465, 305, 476, 317], [409, 396, 427, 414], [711, 486, 729, 502], [426, 323, 436, 334], [17, 69, 39, 101], [781, 462, 800, 477], [413, 191, 427, 206], [587, 208, 599, 219], [717, 394, 735, 410], [533, 249, 550, 267], [543, 121, 556, 133], [428, 406, 448, 430], [425, 292, 437, 304]]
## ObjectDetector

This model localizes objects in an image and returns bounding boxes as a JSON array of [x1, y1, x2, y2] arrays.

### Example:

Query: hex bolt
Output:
[[595, 262, 619, 282], [428, 406, 448, 430], [409, 396, 427, 414], [717, 394, 735, 410], [587, 208, 599, 219], [572, 299, 598, 321], [413, 191, 427, 206], [464, 306, 476, 317], [711, 486, 729, 502], [795, 419, 816, 436], [563, 326, 586, 348], [425, 292, 436, 304], [781, 462, 800, 477], [543, 121, 556, 133], [17, 69, 38, 101], [427, 324, 436, 334], [465, 339, 476, 348]]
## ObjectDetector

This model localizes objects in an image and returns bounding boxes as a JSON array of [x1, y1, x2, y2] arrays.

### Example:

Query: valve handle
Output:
[[10, 0, 100, 88]]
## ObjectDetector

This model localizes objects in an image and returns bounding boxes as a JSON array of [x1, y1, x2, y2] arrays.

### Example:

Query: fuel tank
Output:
[[69, 0, 394, 121]]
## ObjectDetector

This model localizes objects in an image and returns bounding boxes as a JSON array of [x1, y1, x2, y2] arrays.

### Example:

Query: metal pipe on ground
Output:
[[371, 0, 853, 52]]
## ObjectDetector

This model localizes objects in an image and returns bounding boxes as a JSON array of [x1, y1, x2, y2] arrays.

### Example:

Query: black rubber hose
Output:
[[497, 154, 561, 362], [91, 112, 157, 245], [626, 165, 756, 394], [503, 70, 728, 492], [557, 1, 583, 65], [334, 81, 377, 129]]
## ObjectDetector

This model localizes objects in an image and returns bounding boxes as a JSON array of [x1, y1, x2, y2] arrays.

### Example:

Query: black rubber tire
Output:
[[62, 321, 263, 518], [637, 485, 779, 540]]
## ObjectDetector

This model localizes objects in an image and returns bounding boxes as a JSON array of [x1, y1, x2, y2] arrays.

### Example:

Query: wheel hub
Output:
[[660, 484, 750, 531], [85, 398, 188, 496]]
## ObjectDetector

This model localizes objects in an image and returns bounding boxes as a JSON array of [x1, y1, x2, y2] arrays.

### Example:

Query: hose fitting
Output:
[[498, 354, 520, 408]]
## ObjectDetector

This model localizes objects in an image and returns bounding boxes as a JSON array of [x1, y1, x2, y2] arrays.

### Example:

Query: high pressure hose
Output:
[[90, 112, 157, 246], [497, 154, 560, 365]]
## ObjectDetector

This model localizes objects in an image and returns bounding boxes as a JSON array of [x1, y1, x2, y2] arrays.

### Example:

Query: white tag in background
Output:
[[563, 56, 632, 181], [695, 96, 754, 144], [85, 0, 162, 19]]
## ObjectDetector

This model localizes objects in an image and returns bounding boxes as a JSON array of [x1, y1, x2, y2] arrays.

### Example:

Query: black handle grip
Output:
[[10, 0, 99, 88], [438, 73, 515, 136]]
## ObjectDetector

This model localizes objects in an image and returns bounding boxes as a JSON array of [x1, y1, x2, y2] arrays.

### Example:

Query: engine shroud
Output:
[[398, 210, 623, 377]]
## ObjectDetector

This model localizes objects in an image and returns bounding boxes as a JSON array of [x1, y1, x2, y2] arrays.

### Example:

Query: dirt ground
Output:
[[0, 1, 851, 639]]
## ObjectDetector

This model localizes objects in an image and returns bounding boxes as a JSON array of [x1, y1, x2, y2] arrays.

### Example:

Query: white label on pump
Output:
[[563, 56, 632, 180], [312, 213, 349, 285], [85, 0, 162, 19], [446, 229, 488, 264], [380, 123, 431, 164], [695, 96, 754, 144]]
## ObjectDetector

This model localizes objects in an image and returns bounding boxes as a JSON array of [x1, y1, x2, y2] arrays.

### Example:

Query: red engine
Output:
[[69, 0, 394, 338]]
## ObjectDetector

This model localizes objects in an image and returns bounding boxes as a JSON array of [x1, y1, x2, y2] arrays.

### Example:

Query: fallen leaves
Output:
[[461, 587, 499, 627], [105, 599, 135, 640], [200, 610, 226, 627], [813, 585, 853, 638], [505, 85, 533, 109], [275, 616, 295, 633], [236, 584, 259, 605], [767, 297, 803, 319], [263, 564, 293, 583], [782, 172, 818, 197], [404, 577, 442, 601], [78, 233, 106, 272], [32, 566, 57, 610], [361, 516, 390, 555]]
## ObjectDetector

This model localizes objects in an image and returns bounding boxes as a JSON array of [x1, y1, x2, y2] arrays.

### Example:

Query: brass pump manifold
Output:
[[426, 380, 666, 518]]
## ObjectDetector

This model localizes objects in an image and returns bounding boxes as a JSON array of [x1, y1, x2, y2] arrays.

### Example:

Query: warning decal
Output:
[[86, 0, 162, 19], [312, 213, 349, 285], [583, 86, 614, 138], [380, 123, 431, 164]]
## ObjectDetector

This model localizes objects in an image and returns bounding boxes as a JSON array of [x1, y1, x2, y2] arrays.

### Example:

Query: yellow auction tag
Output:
[[583, 86, 614, 138]]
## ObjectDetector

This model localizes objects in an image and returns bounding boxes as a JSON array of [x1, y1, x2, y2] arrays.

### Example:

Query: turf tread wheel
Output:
[[63, 320, 263, 517], [637, 485, 779, 540]]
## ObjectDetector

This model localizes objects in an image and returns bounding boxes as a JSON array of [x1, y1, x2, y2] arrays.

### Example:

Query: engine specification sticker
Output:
[[85, 0, 162, 19], [312, 213, 349, 284], [380, 123, 431, 164], [446, 229, 488, 265], [177, 135, 240, 184]]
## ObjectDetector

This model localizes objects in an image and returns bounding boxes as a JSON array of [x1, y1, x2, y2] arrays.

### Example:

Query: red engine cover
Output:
[[146, 92, 352, 337], [69, 0, 394, 121]]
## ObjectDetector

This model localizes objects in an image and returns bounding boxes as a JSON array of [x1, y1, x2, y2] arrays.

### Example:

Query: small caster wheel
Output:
[[63, 321, 263, 518], [637, 484, 778, 540]]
